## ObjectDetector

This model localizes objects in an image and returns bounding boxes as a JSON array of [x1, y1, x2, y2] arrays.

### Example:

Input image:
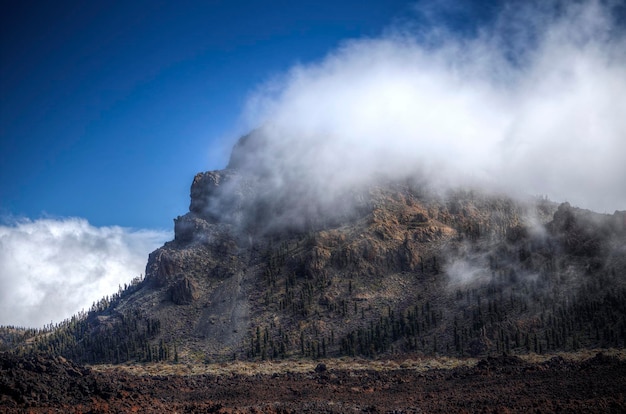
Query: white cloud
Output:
[[0, 217, 170, 328], [238, 0, 626, 215]]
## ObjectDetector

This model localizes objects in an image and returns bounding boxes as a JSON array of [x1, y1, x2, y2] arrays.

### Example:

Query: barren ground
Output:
[[2, 350, 626, 413]]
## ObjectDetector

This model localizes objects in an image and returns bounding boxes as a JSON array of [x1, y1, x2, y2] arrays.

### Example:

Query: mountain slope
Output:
[[13, 133, 626, 363]]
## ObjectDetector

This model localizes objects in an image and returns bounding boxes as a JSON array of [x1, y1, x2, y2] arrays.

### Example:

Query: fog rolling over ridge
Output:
[[221, 0, 625, 227], [6, 2, 626, 363], [3, 0, 624, 332]]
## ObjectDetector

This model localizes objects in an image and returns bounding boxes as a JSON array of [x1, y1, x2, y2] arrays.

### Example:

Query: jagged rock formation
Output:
[[11, 132, 626, 364], [101, 154, 626, 363]]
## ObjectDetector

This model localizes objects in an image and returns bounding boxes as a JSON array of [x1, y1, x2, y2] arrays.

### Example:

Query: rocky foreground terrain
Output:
[[2, 350, 626, 413]]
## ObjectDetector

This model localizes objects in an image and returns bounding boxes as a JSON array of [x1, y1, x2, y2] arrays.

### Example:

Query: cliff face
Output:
[[120, 154, 625, 363], [31, 133, 626, 364]]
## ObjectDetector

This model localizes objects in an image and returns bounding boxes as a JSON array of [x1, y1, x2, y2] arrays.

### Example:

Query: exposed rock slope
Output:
[[13, 133, 626, 364]]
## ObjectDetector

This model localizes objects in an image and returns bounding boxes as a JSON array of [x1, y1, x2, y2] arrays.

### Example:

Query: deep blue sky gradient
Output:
[[1, 1, 502, 229]]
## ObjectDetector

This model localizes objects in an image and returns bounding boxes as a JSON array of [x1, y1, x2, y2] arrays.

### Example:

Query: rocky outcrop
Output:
[[0, 352, 96, 407], [169, 276, 199, 305], [174, 213, 214, 243], [145, 250, 180, 287], [30, 131, 624, 366], [190, 170, 235, 219]]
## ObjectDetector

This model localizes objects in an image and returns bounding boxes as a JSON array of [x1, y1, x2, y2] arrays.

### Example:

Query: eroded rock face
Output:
[[169, 276, 199, 305], [145, 250, 180, 287], [174, 213, 214, 243], [190, 171, 227, 217], [188, 170, 251, 225], [69, 133, 626, 364]]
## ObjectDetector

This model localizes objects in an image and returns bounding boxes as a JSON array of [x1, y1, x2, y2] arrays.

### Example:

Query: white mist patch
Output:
[[240, 0, 626, 214], [445, 257, 491, 286], [0, 217, 171, 328]]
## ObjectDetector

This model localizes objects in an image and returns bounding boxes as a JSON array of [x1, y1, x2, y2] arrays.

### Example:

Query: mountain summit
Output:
[[12, 131, 626, 363]]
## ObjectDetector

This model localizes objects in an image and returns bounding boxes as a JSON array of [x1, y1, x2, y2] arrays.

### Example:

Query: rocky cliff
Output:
[[15, 133, 626, 364], [109, 142, 625, 362]]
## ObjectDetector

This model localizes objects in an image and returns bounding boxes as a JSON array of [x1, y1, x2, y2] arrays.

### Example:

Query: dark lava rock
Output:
[[314, 363, 327, 373], [586, 352, 621, 366], [0, 352, 97, 406], [2, 351, 626, 413], [477, 353, 525, 370]]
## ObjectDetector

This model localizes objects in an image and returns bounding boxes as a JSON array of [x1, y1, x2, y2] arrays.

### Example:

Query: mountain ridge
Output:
[[2, 132, 625, 364]]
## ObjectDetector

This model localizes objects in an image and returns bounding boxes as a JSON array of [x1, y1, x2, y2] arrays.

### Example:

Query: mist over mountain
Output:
[[233, 0, 625, 217], [2, 0, 625, 367], [9, 130, 624, 363]]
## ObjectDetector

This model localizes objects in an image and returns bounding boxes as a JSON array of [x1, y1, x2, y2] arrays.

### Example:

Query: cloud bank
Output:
[[239, 0, 626, 214], [0, 218, 170, 328]]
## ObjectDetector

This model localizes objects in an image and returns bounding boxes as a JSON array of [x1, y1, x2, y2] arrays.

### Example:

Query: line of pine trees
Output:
[[6, 274, 176, 364]]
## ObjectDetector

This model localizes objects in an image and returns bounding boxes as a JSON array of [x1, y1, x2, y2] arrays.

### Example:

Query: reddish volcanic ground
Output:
[[2, 352, 626, 413]]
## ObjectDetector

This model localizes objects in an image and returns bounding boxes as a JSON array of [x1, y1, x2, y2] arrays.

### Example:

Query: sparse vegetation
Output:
[[2, 184, 624, 369]]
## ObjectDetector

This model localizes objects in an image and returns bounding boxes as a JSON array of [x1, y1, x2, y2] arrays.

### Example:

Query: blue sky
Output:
[[1, 0, 425, 230], [2, 0, 625, 327], [0, 0, 430, 327]]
